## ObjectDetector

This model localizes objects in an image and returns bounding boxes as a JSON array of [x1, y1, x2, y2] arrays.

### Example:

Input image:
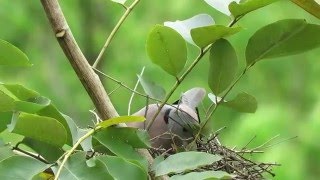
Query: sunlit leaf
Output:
[[146, 25, 187, 76], [170, 171, 235, 180], [56, 152, 113, 180], [229, 0, 280, 18], [164, 14, 215, 45], [154, 151, 221, 176], [8, 113, 67, 147], [137, 75, 166, 100], [223, 92, 258, 113], [191, 25, 241, 48], [204, 0, 240, 16], [291, 0, 320, 19], [208, 39, 238, 95], [110, 0, 127, 4], [208, 93, 224, 105], [0, 39, 32, 67], [97, 116, 145, 128], [246, 19, 320, 66], [96, 155, 147, 180]]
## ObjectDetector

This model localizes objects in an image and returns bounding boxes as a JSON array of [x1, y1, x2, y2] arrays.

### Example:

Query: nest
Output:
[[149, 134, 280, 180]]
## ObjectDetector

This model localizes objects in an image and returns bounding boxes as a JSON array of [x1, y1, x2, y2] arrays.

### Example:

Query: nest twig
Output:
[[149, 132, 282, 180]]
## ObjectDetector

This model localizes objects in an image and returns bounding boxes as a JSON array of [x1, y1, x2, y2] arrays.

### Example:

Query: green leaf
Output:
[[291, 0, 320, 19], [0, 90, 14, 112], [111, 0, 126, 4], [223, 92, 258, 113], [95, 127, 151, 148], [3, 84, 39, 101], [137, 75, 166, 100], [22, 138, 64, 163], [170, 171, 235, 180], [164, 14, 215, 45], [96, 155, 148, 180], [0, 39, 32, 67], [93, 128, 148, 172], [0, 112, 12, 132], [208, 39, 238, 95], [154, 151, 222, 176], [57, 152, 113, 180], [191, 25, 242, 48], [229, 0, 280, 18], [37, 104, 73, 145], [0, 145, 49, 180], [8, 112, 68, 147], [97, 116, 145, 128], [246, 19, 320, 66], [146, 25, 187, 76]]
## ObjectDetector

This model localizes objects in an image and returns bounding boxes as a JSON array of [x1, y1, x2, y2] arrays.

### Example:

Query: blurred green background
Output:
[[0, 0, 319, 179]]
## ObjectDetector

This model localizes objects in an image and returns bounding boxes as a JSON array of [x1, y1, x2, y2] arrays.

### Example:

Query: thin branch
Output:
[[12, 144, 49, 164], [93, 67, 162, 103], [54, 128, 98, 180], [146, 46, 210, 130], [93, 0, 141, 68], [128, 66, 145, 115], [40, 0, 118, 120]]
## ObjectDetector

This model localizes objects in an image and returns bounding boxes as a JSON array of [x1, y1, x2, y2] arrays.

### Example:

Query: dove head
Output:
[[129, 87, 206, 150]]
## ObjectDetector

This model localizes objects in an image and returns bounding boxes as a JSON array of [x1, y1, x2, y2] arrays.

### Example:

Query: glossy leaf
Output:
[[93, 129, 148, 171], [246, 19, 320, 66], [170, 171, 235, 180], [8, 113, 68, 147], [223, 92, 258, 113], [291, 0, 320, 19], [57, 152, 113, 180], [229, 0, 280, 18], [204, 0, 240, 15], [164, 14, 215, 45], [208, 39, 238, 95], [98, 116, 145, 128], [0, 39, 32, 67], [96, 155, 147, 180], [146, 25, 187, 76], [137, 75, 166, 100], [154, 151, 222, 176], [0, 145, 49, 179], [191, 25, 242, 48]]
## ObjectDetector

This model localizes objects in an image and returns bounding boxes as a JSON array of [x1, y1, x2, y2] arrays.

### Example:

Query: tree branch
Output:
[[40, 1, 167, 179], [40, 0, 118, 120]]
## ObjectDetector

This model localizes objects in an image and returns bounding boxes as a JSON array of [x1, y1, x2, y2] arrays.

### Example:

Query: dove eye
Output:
[[182, 127, 188, 132], [163, 108, 171, 124]]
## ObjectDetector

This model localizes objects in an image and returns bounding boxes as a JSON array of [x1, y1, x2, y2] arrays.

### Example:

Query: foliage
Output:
[[0, 0, 320, 179]]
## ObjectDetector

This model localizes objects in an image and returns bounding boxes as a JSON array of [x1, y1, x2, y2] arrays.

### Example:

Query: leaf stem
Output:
[[54, 127, 99, 180], [92, 0, 141, 68], [146, 46, 211, 130]]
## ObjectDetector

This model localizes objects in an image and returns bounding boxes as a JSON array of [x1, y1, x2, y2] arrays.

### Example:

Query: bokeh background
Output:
[[0, 0, 319, 179]]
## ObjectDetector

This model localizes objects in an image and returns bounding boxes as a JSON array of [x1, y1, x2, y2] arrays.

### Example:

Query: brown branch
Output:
[[39, 1, 166, 179], [40, 0, 118, 120]]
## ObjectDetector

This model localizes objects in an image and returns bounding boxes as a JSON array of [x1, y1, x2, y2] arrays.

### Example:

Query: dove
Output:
[[128, 87, 206, 150]]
